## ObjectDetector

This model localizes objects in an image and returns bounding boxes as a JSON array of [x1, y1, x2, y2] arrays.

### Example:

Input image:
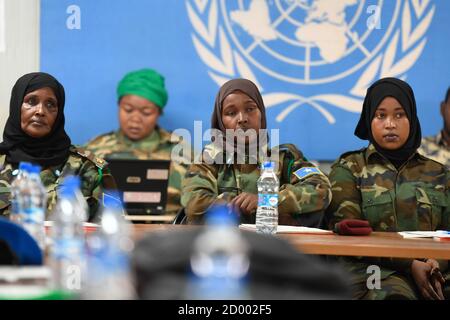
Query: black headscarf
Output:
[[354, 77, 421, 167], [0, 72, 71, 167], [211, 78, 267, 132]]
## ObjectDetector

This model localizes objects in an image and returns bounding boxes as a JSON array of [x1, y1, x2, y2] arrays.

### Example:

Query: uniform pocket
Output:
[[416, 187, 446, 230], [361, 188, 394, 231]]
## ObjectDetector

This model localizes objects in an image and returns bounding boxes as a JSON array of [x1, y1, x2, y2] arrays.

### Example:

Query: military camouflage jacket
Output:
[[418, 132, 450, 167], [326, 144, 449, 280], [0, 145, 116, 221], [85, 127, 190, 215], [181, 143, 332, 225]]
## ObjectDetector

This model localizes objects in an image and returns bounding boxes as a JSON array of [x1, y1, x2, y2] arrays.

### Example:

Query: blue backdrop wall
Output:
[[40, 0, 450, 160]]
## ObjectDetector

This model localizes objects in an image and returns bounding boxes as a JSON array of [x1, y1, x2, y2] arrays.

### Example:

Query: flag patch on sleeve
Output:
[[293, 167, 321, 180]]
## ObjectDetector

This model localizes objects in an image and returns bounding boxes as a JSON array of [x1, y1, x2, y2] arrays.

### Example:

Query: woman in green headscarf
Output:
[[85, 68, 191, 216]]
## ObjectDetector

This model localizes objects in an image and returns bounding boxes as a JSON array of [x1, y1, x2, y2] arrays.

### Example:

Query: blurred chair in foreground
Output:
[[0, 218, 42, 265]]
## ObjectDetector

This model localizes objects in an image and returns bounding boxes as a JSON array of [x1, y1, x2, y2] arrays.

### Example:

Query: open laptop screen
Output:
[[105, 158, 171, 215]]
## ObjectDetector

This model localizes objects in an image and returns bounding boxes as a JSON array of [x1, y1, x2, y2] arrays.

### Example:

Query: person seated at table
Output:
[[325, 77, 449, 300], [85, 68, 190, 215], [0, 72, 116, 221], [181, 78, 332, 226], [418, 86, 450, 167]]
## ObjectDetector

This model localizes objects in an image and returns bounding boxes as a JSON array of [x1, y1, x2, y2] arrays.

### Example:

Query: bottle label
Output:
[[53, 238, 84, 260], [22, 207, 45, 224], [258, 194, 278, 207], [10, 200, 19, 216]]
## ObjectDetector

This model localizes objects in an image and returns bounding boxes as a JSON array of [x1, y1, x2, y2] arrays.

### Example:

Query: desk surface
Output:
[[131, 224, 450, 260]]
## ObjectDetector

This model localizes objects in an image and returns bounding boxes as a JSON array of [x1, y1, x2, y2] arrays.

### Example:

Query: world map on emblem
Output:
[[222, 0, 400, 84]]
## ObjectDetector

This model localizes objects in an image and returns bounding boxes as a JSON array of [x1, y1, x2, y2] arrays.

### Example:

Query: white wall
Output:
[[0, 0, 40, 142]]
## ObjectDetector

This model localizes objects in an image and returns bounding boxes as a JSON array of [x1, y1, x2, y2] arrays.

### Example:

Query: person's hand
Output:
[[428, 259, 446, 298], [229, 193, 258, 216], [411, 259, 445, 300]]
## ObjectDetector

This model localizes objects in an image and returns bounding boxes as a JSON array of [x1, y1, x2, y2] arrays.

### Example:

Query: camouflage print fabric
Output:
[[325, 143, 449, 299], [0, 145, 117, 222], [352, 273, 420, 300], [85, 126, 191, 215], [181, 143, 332, 225], [418, 132, 450, 167]]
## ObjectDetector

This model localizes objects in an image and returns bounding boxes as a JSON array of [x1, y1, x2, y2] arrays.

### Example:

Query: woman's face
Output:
[[20, 87, 58, 138], [221, 91, 261, 143], [119, 94, 160, 141], [371, 96, 410, 150]]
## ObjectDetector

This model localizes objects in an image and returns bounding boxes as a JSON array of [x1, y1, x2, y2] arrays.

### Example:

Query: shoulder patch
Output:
[[73, 146, 107, 169], [293, 167, 322, 180]]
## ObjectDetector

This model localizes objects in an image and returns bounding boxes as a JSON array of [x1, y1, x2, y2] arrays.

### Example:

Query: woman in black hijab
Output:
[[326, 77, 449, 300], [354, 77, 422, 168], [0, 72, 116, 221], [181, 78, 331, 226]]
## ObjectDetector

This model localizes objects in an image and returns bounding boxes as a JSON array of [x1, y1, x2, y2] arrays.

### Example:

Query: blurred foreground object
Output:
[[132, 206, 350, 299]]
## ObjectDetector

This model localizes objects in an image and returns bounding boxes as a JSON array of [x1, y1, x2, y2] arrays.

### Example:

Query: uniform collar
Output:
[[203, 142, 271, 166], [365, 143, 422, 169], [117, 127, 161, 152]]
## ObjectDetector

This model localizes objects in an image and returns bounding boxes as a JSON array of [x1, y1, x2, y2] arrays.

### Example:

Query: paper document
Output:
[[398, 231, 450, 240], [239, 224, 333, 234], [44, 220, 99, 231]]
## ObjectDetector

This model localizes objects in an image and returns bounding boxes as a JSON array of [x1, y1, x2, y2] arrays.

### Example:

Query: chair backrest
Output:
[[0, 218, 42, 265], [172, 208, 187, 225]]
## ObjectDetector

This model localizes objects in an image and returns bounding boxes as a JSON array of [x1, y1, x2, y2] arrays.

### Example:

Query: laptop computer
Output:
[[105, 158, 171, 215]]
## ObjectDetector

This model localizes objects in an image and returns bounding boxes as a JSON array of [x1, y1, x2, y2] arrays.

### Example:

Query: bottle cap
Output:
[[262, 161, 275, 170], [28, 164, 41, 175], [206, 204, 238, 226], [18, 162, 32, 172]]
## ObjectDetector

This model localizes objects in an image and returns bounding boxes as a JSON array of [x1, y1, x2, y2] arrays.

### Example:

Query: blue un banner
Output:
[[41, 0, 449, 160]]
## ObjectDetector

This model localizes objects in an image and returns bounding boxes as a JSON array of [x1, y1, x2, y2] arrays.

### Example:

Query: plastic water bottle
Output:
[[255, 161, 279, 234], [9, 162, 32, 224], [187, 205, 250, 299], [84, 192, 134, 299], [50, 176, 87, 293], [18, 164, 47, 249]]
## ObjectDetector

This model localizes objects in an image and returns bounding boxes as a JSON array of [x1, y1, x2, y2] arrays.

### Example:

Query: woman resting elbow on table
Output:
[[0, 72, 117, 222], [325, 77, 449, 300], [181, 78, 331, 226]]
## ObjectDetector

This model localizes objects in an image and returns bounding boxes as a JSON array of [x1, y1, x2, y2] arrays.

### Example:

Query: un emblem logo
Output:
[[187, 0, 434, 123]]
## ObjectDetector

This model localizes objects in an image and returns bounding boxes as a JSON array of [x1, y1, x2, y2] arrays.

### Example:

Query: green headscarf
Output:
[[117, 68, 168, 109]]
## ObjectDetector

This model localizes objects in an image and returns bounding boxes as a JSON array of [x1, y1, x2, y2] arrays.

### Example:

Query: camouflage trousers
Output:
[[352, 272, 450, 300]]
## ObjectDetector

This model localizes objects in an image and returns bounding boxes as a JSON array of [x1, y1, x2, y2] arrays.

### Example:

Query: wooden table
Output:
[[131, 224, 450, 260]]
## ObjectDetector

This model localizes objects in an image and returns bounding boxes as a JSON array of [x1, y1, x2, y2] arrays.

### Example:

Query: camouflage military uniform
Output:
[[418, 132, 450, 167], [181, 143, 332, 225], [0, 145, 116, 221], [85, 127, 190, 215], [326, 144, 449, 299]]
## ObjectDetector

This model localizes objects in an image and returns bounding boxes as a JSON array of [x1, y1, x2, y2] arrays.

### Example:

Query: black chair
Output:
[[172, 208, 187, 225]]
